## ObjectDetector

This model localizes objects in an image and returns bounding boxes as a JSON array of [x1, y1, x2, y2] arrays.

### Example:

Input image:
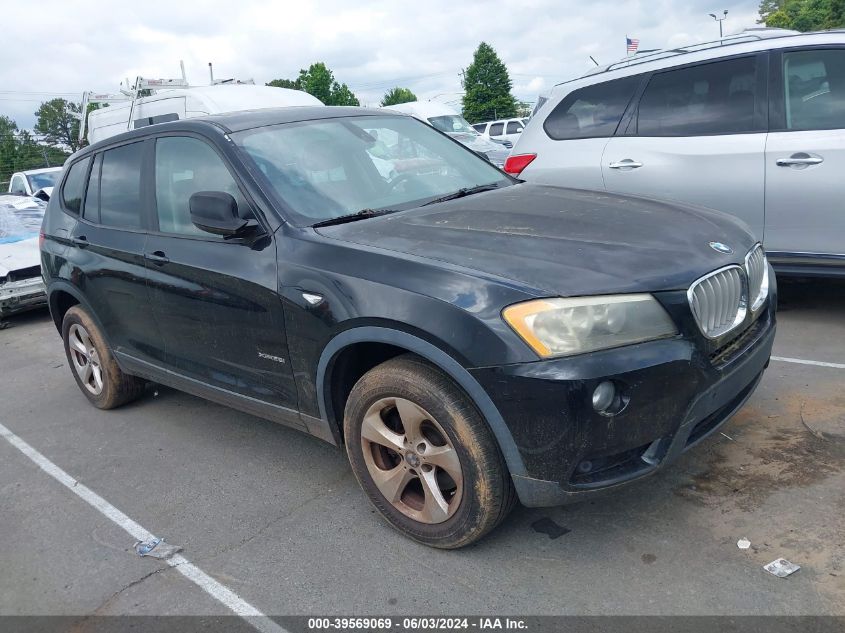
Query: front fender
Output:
[[316, 326, 527, 479]]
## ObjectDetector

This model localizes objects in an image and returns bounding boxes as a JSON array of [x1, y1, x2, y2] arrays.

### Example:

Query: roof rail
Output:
[[567, 28, 803, 85]]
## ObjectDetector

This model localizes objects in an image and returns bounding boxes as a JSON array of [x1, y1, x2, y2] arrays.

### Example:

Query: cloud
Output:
[[0, 0, 760, 128]]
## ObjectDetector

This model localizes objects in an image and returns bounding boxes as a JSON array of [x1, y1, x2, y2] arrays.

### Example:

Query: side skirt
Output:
[[114, 351, 337, 446]]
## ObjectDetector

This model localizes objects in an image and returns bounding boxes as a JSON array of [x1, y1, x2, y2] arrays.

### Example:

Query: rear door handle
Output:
[[776, 153, 823, 167], [144, 250, 170, 264], [608, 159, 643, 170], [71, 235, 88, 247]]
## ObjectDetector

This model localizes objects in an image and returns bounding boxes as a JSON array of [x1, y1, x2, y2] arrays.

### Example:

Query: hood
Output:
[[315, 184, 756, 297], [0, 236, 41, 278]]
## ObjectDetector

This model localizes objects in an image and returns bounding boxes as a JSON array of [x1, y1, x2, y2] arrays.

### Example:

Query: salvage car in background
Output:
[[1, 195, 48, 320], [473, 117, 529, 145], [7, 167, 62, 200], [382, 101, 510, 167], [43, 107, 774, 548], [508, 28, 844, 277]]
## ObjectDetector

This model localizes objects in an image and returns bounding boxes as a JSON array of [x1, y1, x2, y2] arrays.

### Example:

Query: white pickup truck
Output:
[[7, 166, 62, 199]]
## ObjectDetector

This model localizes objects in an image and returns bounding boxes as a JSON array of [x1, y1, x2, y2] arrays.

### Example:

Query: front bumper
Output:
[[0, 276, 47, 316], [470, 292, 776, 507]]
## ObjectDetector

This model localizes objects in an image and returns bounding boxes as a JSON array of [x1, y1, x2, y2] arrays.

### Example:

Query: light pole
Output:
[[709, 10, 728, 38]]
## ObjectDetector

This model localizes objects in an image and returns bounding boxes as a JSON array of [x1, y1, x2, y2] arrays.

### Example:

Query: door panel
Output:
[[765, 48, 845, 257], [145, 135, 297, 409], [602, 135, 767, 239], [70, 144, 160, 363]]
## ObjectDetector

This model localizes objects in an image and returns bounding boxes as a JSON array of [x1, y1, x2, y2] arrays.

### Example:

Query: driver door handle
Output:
[[776, 153, 823, 167], [144, 250, 170, 264], [608, 159, 643, 170]]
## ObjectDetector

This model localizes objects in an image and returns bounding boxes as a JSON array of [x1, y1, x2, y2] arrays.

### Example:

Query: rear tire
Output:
[[62, 306, 145, 409], [344, 354, 515, 548]]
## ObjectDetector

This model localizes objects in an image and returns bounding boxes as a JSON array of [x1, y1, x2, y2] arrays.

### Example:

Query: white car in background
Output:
[[0, 194, 48, 320], [7, 167, 62, 200], [507, 27, 845, 277], [381, 101, 510, 167], [472, 118, 530, 146]]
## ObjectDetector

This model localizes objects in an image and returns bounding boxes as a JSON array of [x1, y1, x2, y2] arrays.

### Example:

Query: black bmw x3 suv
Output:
[[41, 107, 776, 548]]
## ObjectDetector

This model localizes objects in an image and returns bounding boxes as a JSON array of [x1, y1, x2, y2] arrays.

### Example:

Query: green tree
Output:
[[266, 78, 301, 90], [0, 116, 69, 188], [34, 98, 82, 152], [461, 42, 519, 123], [269, 63, 360, 105], [380, 87, 417, 107], [758, 0, 845, 31]]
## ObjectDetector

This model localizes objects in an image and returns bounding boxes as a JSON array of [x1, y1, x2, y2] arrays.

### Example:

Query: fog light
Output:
[[592, 381, 616, 412]]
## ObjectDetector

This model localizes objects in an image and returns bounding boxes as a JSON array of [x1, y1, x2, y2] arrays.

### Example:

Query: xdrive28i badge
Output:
[[709, 241, 733, 254]]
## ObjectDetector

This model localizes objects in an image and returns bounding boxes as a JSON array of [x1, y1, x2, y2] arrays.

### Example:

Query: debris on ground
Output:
[[134, 537, 182, 559], [764, 558, 801, 578], [530, 517, 571, 539], [737, 538, 751, 550]]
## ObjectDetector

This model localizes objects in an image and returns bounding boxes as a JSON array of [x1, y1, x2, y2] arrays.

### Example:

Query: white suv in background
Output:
[[473, 118, 529, 146], [507, 28, 845, 277]]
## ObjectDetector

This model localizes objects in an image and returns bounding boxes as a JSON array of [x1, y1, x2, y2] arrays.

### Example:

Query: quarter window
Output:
[[154, 136, 248, 237], [783, 49, 845, 131], [489, 122, 504, 136], [100, 142, 143, 229], [506, 121, 523, 134], [544, 76, 639, 140], [636, 56, 758, 136], [82, 154, 101, 222], [61, 158, 90, 214]]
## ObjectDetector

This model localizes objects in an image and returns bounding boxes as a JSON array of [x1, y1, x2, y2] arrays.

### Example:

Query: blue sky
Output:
[[1, 0, 761, 129]]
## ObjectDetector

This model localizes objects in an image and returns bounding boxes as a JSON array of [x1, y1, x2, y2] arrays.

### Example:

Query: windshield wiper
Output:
[[311, 208, 399, 228], [421, 183, 502, 207]]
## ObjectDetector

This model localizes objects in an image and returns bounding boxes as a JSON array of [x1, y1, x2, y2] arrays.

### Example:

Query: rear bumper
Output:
[[470, 300, 776, 507], [0, 276, 47, 316]]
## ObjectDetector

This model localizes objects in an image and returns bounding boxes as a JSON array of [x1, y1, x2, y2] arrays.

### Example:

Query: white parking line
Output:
[[0, 421, 287, 633], [771, 356, 845, 370]]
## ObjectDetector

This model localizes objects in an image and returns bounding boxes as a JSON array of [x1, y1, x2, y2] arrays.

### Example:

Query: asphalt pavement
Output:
[[1, 277, 843, 622]]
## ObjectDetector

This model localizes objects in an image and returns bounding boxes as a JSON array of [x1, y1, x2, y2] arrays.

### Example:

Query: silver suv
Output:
[[508, 28, 844, 277]]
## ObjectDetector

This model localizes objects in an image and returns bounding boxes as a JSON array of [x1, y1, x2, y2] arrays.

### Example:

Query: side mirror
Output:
[[189, 191, 250, 236]]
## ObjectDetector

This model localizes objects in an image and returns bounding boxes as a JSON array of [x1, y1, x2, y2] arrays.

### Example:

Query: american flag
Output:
[[627, 37, 640, 53]]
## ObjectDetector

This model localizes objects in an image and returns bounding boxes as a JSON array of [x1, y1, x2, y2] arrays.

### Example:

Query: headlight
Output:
[[502, 294, 678, 358]]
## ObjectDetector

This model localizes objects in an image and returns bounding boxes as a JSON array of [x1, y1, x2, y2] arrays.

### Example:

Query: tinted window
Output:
[[506, 121, 523, 134], [155, 136, 248, 237], [100, 142, 143, 229], [783, 49, 845, 131], [134, 113, 180, 129], [489, 122, 504, 136], [61, 158, 90, 214], [472, 123, 486, 133], [82, 154, 101, 222], [544, 76, 639, 140], [637, 57, 757, 136]]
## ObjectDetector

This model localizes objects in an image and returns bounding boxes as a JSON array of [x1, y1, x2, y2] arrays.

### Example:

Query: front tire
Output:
[[344, 354, 515, 548], [62, 306, 145, 409]]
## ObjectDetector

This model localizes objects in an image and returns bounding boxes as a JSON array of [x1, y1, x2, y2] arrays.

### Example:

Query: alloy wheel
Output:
[[67, 323, 104, 395], [360, 397, 464, 524]]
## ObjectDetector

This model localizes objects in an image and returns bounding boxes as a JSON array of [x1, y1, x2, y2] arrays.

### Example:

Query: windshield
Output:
[[26, 171, 59, 191], [427, 115, 477, 135], [234, 115, 510, 227]]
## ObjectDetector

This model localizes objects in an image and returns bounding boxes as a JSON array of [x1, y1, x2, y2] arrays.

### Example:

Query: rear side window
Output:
[[99, 142, 143, 229], [544, 76, 639, 140], [61, 158, 90, 214], [783, 49, 845, 131], [472, 123, 486, 133], [506, 121, 523, 134], [489, 122, 504, 136], [636, 56, 758, 136]]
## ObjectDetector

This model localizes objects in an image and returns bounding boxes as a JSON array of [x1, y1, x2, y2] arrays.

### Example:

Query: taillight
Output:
[[38, 230, 46, 249], [503, 153, 537, 176]]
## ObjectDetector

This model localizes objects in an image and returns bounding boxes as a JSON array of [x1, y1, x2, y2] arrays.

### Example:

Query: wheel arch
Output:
[[46, 282, 113, 349], [316, 326, 527, 479]]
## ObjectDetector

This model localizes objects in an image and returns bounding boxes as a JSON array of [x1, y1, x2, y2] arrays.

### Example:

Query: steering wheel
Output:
[[387, 172, 418, 194]]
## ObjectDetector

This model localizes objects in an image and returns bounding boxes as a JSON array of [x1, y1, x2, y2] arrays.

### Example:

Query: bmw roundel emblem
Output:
[[709, 241, 733, 254]]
